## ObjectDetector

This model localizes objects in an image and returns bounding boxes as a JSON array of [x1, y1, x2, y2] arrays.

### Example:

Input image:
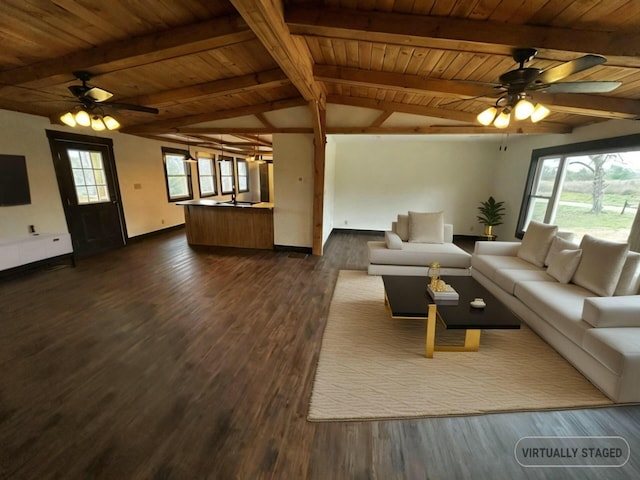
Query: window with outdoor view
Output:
[[218, 155, 235, 195], [518, 135, 640, 243], [162, 147, 193, 202], [197, 155, 216, 197], [237, 159, 249, 193]]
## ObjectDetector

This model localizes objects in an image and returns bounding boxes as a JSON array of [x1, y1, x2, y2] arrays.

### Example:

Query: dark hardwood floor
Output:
[[0, 229, 638, 480]]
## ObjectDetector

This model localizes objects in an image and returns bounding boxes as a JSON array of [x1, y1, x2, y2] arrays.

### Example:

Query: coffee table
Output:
[[382, 275, 521, 358]]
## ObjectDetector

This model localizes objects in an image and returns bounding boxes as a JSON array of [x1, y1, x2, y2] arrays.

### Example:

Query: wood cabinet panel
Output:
[[184, 204, 274, 249]]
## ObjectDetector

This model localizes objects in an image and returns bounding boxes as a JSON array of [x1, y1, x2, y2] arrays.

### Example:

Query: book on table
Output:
[[427, 283, 459, 302]]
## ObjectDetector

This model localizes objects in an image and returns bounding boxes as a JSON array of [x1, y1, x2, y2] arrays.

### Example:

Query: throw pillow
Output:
[[547, 248, 582, 284], [544, 235, 579, 266], [384, 231, 403, 250], [396, 214, 410, 241], [572, 235, 630, 297], [517, 220, 558, 267], [614, 251, 640, 296], [408, 211, 444, 244]]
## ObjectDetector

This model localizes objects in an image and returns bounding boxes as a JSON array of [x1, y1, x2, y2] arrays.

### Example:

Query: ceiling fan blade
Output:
[[105, 102, 159, 114], [540, 81, 622, 94], [537, 54, 606, 84]]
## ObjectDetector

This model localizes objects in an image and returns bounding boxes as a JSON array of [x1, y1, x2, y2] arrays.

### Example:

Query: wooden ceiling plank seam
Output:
[[358, 42, 373, 70], [45, 0, 125, 41], [451, 0, 482, 18], [469, 0, 503, 20], [284, 5, 640, 58], [120, 69, 289, 106], [0, 14, 253, 87]]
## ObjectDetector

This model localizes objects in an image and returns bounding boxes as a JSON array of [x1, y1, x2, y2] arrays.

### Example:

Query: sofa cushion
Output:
[[471, 254, 542, 283], [396, 214, 409, 241], [615, 251, 640, 296], [384, 231, 403, 250], [547, 248, 582, 284], [517, 220, 558, 267], [492, 268, 554, 295], [582, 328, 640, 376], [544, 235, 579, 266], [582, 295, 640, 328], [514, 280, 594, 345], [572, 235, 629, 297], [408, 211, 444, 243], [368, 241, 471, 268]]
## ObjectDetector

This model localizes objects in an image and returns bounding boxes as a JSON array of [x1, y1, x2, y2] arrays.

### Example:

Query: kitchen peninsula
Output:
[[178, 199, 274, 249]]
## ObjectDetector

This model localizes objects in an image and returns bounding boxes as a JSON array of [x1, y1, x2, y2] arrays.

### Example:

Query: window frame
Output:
[[162, 147, 193, 202], [236, 158, 249, 193], [196, 153, 217, 198], [516, 133, 640, 238], [218, 155, 236, 195]]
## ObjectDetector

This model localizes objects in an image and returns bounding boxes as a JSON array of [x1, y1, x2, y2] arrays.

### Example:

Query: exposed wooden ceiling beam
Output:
[[370, 111, 394, 128], [319, 65, 640, 120], [232, 134, 273, 147], [230, 0, 326, 105], [119, 69, 290, 107], [316, 64, 495, 99], [171, 127, 313, 134], [254, 112, 275, 128], [0, 15, 253, 89], [286, 5, 640, 59], [122, 97, 308, 134], [328, 94, 479, 123], [327, 125, 572, 135]]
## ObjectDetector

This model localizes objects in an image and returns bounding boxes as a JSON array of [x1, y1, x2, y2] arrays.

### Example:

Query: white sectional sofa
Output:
[[471, 221, 640, 403], [367, 211, 472, 276]]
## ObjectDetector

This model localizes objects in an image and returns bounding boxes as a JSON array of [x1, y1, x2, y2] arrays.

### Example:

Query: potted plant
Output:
[[477, 196, 505, 236]]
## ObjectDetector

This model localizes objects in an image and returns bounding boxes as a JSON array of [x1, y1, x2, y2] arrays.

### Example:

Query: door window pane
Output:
[[68, 149, 110, 205]]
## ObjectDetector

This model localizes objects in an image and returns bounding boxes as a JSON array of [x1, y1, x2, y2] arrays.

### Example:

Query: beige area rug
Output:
[[308, 270, 614, 421]]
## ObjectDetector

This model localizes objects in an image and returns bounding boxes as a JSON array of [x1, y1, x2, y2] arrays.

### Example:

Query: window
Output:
[[518, 134, 640, 243], [68, 149, 110, 204], [162, 147, 193, 202], [197, 154, 216, 197], [218, 155, 235, 195], [237, 159, 249, 193]]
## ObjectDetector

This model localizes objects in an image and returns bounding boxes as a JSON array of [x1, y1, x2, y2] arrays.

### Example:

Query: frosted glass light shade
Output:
[[493, 111, 511, 128], [514, 98, 534, 120], [91, 116, 106, 131], [477, 106, 497, 126], [60, 112, 76, 127], [75, 110, 91, 126], [102, 115, 120, 130], [530, 104, 551, 122]]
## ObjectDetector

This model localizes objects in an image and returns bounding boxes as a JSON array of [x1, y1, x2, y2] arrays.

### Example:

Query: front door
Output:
[[47, 131, 126, 258]]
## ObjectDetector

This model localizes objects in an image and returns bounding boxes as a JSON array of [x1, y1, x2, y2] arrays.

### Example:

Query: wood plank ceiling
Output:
[[1, 0, 640, 155]]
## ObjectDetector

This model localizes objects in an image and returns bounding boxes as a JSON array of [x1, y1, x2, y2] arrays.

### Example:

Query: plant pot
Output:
[[484, 225, 493, 236]]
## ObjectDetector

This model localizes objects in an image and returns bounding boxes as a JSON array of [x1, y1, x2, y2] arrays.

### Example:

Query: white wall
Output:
[[272, 134, 314, 247], [322, 137, 337, 247], [332, 135, 502, 234], [0, 111, 68, 239]]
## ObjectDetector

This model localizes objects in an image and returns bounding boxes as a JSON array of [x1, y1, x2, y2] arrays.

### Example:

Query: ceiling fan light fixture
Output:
[[514, 98, 535, 120], [60, 111, 76, 127], [477, 106, 498, 126], [530, 104, 551, 123], [75, 109, 91, 127], [493, 110, 511, 129], [102, 115, 120, 130]]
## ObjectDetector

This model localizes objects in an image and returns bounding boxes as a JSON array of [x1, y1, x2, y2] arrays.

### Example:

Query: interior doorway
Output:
[[47, 130, 126, 258]]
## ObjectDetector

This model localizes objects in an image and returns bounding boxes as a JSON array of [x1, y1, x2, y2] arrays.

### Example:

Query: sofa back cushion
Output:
[[517, 220, 558, 267], [408, 211, 444, 243], [396, 214, 410, 241], [572, 235, 629, 297], [547, 248, 582, 284], [615, 251, 640, 296], [544, 235, 579, 266]]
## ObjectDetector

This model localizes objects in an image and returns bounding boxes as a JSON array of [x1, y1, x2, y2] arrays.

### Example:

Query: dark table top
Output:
[[382, 275, 521, 330]]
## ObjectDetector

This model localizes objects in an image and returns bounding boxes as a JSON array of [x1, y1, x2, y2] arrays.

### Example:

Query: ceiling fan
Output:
[[60, 71, 158, 130], [67, 71, 159, 114], [477, 48, 621, 127]]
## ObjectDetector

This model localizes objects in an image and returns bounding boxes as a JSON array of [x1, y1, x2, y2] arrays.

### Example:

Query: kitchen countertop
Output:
[[177, 199, 274, 209]]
